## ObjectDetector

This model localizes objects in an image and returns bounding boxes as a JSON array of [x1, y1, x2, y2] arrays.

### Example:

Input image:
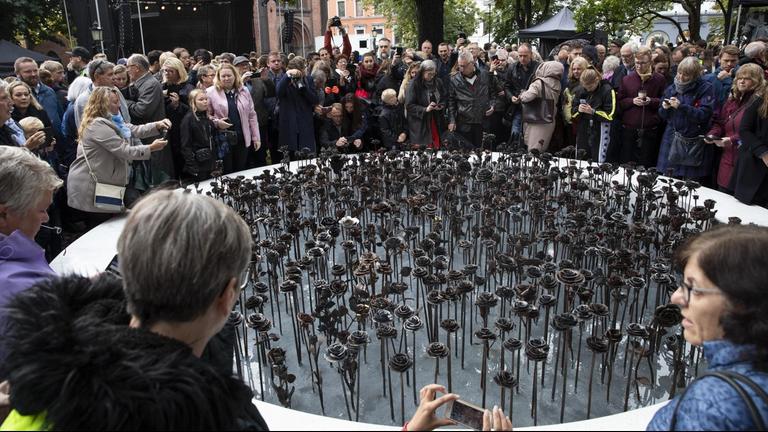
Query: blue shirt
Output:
[[647, 340, 768, 431]]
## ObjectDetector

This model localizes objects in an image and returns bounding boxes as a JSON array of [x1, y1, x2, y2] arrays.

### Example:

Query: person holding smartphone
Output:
[[404, 384, 513, 431], [656, 57, 715, 180], [405, 60, 447, 149], [571, 68, 616, 162]]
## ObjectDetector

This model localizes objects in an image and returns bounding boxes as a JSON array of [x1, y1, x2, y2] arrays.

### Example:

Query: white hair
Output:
[[602, 55, 621, 74], [0, 146, 63, 214], [622, 42, 639, 53], [67, 76, 93, 102], [127, 54, 150, 71], [458, 51, 474, 64], [745, 41, 766, 60]]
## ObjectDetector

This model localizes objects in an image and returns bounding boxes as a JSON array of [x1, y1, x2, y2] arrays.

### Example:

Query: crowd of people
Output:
[[1, 18, 768, 431], [2, 25, 768, 258]]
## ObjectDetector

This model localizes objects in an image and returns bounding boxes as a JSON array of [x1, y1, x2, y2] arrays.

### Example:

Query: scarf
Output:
[[674, 77, 696, 95], [111, 113, 131, 139], [637, 68, 653, 82], [358, 63, 380, 81]]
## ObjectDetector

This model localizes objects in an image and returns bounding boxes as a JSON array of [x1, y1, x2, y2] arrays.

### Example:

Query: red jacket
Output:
[[708, 92, 759, 188], [324, 30, 351, 58], [617, 71, 667, 129]]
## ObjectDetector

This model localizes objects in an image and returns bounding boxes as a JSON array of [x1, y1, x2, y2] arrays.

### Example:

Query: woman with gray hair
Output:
[[0, 146, 63, 336], [656, 56, 716, 179], [602, 55, 621, 82], [0, 190, 269, 429], [405, 59, 446, 148]]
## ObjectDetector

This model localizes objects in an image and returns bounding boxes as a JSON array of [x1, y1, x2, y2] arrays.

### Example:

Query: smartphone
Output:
[[42, 126, 54, 146], [579, 99, 587, 105], [458, 32, 467, 40], [444, 399, 484, 430], [396, 46, 403, 56], [705, 134, 720, 141], [491, 55, 499, 61], [160, 129, 169, 140]]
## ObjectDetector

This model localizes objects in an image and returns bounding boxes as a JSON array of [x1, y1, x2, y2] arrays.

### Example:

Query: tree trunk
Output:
[[682, 0, 703, 41], [723, 0, 734, 43], [416, 0, 445, 46]]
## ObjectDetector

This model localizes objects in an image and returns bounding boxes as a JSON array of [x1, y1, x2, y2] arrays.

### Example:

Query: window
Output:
[[355, 26, 365, 35], [359, 40, 368, 49], [372, 25, 384, 36], [336, 0, 345, 17], [355, 0, 364, 16]]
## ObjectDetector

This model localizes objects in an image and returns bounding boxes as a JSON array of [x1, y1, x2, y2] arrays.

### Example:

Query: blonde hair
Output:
[[382, 88, 398, 105], [568, 57, 590, 81], [8, 81, 42, 111], [732, 63, 765, 102], [579, 68, 601, 87], [214, 63, 243, 91], [158, 51, 177, 69], [18, 116, 44, 138], [40, 60, 64, 74], [162, 57, 188, 84], [188, 88, 207, 114], [78, 86, 118, 139]]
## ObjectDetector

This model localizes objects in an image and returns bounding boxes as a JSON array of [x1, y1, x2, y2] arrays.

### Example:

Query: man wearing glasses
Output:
[[611, 42, 638, 90]]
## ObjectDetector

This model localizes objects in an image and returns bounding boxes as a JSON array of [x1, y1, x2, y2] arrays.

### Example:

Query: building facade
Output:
[[314, 0, 396, 53]]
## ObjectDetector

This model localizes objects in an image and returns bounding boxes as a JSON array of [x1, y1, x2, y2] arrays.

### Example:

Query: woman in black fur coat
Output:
[[0, 191, 268, 430]]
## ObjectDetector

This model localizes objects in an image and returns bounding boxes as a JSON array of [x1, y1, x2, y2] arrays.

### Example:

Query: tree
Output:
[[489, 0, 570, 44], [573, 0, 705, 42], [364, 0, 480, 47], [0, 0, 69, 46]]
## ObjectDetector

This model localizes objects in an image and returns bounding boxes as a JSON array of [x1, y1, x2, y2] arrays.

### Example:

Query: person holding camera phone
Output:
[[206, 64, 261, 174], [276, 57, 320, 157], [406, 60, 447, 149], [404, 384, 513, 431], [616, 47, 667, 168], [571, 68, 616, 162], [67, 87, 170, 227], [656, 57, 715, 180]]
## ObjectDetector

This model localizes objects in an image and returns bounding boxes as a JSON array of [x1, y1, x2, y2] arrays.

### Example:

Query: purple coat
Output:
[[0, 230, 56, 316]]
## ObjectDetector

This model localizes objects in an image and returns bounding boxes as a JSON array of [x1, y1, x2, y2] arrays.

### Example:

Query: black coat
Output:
[[2, 274, 268, 430], [277, 74, 319, 153], [180, 111, 216, 177], [405, 78, 447, 146], [732, 98, 768, 205], [379, 104, 406, 149], [447, 70, 492, 127]]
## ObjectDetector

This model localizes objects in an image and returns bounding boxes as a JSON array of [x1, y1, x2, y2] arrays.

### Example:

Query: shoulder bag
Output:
[[669, 370, 768, 431], [668, 127, 705, 167], [521, 78, 555, 124], [81, 140, 125, 212]]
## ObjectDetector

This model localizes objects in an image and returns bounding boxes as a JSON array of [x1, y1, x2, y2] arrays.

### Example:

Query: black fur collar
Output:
[[3, 275, 267, 430]]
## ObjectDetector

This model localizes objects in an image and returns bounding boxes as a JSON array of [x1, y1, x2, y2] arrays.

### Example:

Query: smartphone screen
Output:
[[448, 400, 484, 430]]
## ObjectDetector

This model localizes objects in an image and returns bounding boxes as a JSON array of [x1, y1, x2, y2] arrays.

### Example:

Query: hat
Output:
[[496, 49, 509, 61], [233, 56, 250, 66], [67, 46, 92, 61]]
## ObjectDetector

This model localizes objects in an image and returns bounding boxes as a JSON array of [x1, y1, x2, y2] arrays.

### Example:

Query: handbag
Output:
[[521, 79, 555, 124], [669, 370, 768, 430], [668, 131, 705, 167], [81, 141, 125, 212]]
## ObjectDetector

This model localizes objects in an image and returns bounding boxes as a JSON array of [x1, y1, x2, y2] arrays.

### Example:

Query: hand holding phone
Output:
[[445, 399, 485, 430]]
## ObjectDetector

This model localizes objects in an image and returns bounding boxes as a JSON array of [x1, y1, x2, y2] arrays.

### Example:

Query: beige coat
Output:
[[519, 61, 564, 151], [68, 117, 157, 213]]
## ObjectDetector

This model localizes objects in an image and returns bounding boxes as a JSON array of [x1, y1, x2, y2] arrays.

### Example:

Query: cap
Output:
[[66, 46, 92, 61], [233, 56, 250, 66]]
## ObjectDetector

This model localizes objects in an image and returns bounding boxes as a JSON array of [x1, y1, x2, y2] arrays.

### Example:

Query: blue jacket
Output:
[[703, 68, 734, 108], [647, 340, 768, 431], [33, 82, 63, 134]]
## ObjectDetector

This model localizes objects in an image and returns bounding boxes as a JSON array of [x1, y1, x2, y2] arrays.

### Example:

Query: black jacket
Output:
[[2, 274, 268, 430], [319, 118, 353, 152], [379, 104, 407, 149], [405, 78, 447, 146], [447, 70, 492, 126], [505, 60, 540, 97], [733, 97, 768, 204], [180, 111, 216, 177]]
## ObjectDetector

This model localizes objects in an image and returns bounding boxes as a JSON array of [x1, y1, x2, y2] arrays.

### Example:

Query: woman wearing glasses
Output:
[[647, 225, 768, 430]]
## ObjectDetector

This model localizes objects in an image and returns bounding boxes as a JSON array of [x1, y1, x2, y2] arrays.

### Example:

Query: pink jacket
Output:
[[206, 85, 260, 147]]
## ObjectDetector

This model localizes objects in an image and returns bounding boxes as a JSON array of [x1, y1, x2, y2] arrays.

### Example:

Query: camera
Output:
[[330, 16, 342, 27]]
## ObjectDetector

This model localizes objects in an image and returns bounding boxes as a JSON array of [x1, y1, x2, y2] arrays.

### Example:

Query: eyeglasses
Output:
[[676, 280, 722, 306]]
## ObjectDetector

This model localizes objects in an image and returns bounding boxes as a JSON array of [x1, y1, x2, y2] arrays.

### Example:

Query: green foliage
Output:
[[573, 0, 673, 35], [0, 0, 69, 45], [364, 0, 480, 46]]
